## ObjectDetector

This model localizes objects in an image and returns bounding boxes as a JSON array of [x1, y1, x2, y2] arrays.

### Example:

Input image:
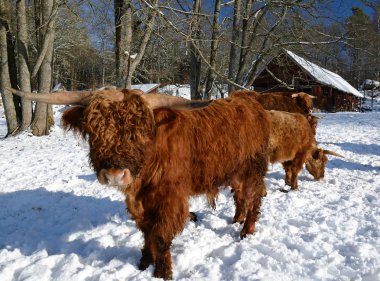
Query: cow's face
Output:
[[292, 92, 314, 114], [63, 91, 155, 188], [305, 148, 328, 180]]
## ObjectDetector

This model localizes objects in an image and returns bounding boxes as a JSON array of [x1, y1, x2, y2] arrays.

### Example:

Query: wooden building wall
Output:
[[311, 86, 360, 112]]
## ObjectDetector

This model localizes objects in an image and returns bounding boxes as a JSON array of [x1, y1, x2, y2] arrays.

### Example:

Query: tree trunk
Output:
[[31, 0, 56, 136], [127, 0, 157, 88], [204, 0, 220, 100], [235, 0, 253, 86], [17, 0, 32, 131], [228, 0, 241, 92], [190, 0, 202, 100], [114, 0, 132, 88], [0, 0, 18, 136]]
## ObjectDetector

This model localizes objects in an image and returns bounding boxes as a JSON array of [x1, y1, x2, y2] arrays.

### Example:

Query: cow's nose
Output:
[[98, 168, 134, 187]]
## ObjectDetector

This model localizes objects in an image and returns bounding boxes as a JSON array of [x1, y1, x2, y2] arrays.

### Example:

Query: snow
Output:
[[362, 80, 380, 90], [1, 99, 380, 280], [286, 50, 363, 98], [131, 84, 159, 93], [160, 84, 192, 100]]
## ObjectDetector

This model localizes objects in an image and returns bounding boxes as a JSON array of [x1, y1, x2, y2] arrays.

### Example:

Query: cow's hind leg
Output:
[[231, 180, 246, 224], [240, 177, 264, 239]]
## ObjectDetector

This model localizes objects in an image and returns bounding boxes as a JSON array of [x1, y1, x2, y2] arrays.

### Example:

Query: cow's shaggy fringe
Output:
[[62, 91, 155, 177]]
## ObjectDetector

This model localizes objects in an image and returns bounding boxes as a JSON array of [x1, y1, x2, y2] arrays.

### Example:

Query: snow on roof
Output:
[[131, 83, 159, 93], [362, 79, 380, 90], [285, 50, 363, 98]]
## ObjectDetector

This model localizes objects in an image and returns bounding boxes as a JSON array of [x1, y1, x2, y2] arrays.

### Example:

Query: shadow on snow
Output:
[[0, 188, 141, 264], [321, 142, 380, 157]]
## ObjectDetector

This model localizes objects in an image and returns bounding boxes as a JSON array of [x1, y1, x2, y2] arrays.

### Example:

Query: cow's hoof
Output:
[[189, 212, 198, 222], [154, 268, 173, 280], [240, 225, 255, 239]]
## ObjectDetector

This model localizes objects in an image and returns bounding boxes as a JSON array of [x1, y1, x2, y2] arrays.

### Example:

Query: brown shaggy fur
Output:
[[62, 91, 155, 177], [229, 110, 323, 228], [62, 89, 270, 279], [231, 90, 318, 134], [256, 91, 314, 114], [266, 110, 317, 190]]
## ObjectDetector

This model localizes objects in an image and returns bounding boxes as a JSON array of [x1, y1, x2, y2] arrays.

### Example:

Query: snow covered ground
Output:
[[0, 100, 380, 281]]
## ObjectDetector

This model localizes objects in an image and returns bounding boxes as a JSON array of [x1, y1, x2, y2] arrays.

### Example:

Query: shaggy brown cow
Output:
[[7, 87, 270, 280], [256, 110, 343, 191], [233, 91, 340, 188], [255, 91, 315, 114], [233, 90, 318, 134]]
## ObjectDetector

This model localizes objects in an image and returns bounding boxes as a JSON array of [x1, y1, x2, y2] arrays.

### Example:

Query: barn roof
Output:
[[131, 83, 160, 93], [285, 50, 363, 98]]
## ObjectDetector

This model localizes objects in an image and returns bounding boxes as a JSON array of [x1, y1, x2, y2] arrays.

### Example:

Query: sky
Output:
[[328, 0, 375, 19]]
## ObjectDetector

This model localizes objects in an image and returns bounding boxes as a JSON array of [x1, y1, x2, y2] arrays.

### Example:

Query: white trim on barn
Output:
[[285, 50, 363, 98]]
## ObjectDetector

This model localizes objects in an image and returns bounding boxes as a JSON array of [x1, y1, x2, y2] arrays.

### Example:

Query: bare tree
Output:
[[204, 0, 221, 99], [115, 0, 158, 89], [189, 0, 202, 99], [228, 0, 242, 92], [0, 0, 18, 136], [31, 0, 58, 136], [143, 0, 347, 97], [17, 0, 32, 131], [114, 0, 133, 88]]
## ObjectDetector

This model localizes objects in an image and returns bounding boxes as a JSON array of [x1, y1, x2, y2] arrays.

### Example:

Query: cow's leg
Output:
[[149, 196, 188, 280], [151, 233, 174, 280], [282, 161, 293, 187], [231, 179, 246, 224], [240, 177, 264, 239], [139, 232, 154, 270], [289, 153, 308, 191]]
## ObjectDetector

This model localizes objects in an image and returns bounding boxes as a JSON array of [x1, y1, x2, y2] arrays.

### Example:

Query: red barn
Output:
[[253, 50, 363, 112]]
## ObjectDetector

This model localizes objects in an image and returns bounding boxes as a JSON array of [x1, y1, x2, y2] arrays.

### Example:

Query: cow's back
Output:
[[267, 110, 315, 163], [142, 95, 270, 196]]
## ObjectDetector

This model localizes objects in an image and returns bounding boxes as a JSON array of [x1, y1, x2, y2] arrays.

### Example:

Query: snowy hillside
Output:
[[0, 102, 379, 280]]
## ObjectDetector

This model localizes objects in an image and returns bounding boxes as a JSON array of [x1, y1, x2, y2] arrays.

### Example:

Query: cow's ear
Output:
[[153, 108, 178, 127], [61, 106, 85, 136], [311, 148, 322, 159]]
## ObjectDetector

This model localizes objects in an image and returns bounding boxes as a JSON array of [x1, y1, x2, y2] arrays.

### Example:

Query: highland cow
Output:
[[6, 87, 270, 280]]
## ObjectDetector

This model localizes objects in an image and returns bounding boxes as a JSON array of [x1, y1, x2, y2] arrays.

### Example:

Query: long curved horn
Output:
[[142, 93, 213, 110], [6, 87, 92, 105], [323, 150, 344, 158], [5, 87, 125, 105]]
